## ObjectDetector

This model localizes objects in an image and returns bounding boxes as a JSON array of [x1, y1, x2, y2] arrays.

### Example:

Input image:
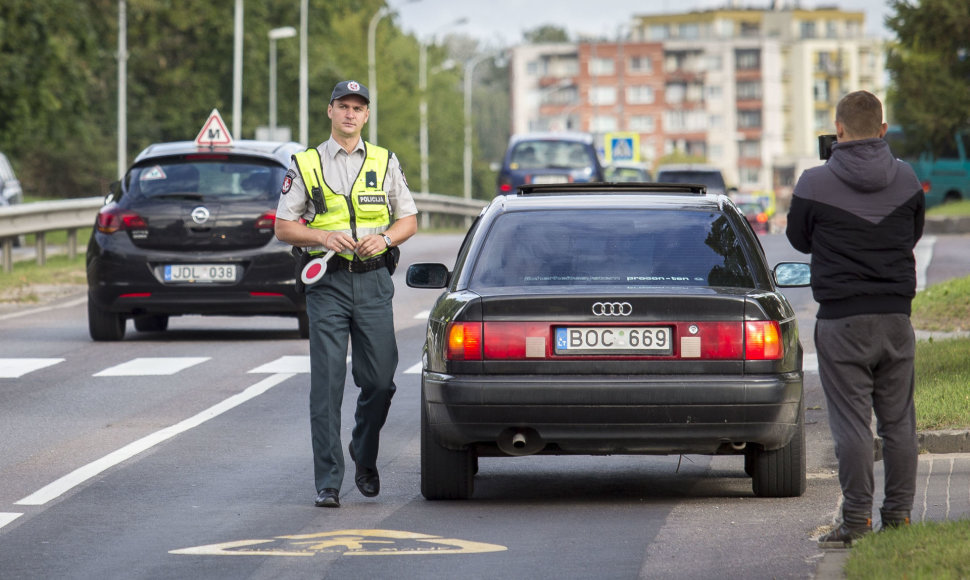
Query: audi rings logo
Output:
[[191, 206, 210, 224], [591, 302, 633, 316]]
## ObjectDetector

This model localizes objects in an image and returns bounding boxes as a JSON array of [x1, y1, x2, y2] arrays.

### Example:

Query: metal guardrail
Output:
[[0, 193, 487, 273]]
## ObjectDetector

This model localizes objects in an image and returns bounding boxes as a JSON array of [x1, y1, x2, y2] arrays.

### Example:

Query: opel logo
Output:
[[591, 302, 633, 316], [191, 206, 210, 224]]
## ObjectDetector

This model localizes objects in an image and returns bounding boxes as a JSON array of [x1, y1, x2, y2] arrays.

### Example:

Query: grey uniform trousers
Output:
[[815, 313, 918, 515], [306, 266, 398, 494]]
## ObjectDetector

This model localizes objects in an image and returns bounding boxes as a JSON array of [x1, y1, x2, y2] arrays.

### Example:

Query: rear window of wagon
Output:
[[469, 209, 755, 290]]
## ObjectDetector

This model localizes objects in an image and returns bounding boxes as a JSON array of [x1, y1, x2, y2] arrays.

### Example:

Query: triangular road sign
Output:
[[195, 109, 234, 147]]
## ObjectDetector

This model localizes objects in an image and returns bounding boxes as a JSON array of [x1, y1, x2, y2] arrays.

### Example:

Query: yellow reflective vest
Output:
[[292, 144, 391, 259]]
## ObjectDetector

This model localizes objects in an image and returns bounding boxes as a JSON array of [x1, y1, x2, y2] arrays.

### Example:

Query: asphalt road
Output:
[[0, 232, 966, 579]]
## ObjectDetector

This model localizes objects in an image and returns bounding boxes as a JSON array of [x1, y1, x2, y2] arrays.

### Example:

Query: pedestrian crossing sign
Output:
[[604, 132, 639, 163]]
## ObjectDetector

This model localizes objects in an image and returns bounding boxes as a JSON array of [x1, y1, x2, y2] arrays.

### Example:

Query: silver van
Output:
[[0, 152, 24, 206]]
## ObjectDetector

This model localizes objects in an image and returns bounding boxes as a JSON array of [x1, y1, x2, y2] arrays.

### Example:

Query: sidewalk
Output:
[[814, 451, 970, 579]]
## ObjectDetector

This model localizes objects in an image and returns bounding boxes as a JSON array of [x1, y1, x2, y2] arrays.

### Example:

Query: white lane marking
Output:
[[94, 357, 210, 377], [915, 235, 936, 291], [15, 373, 294, 506], [414, 310, 430, 320], [0, 296, 87, 321], [0, 358, 64, 378], [403, 362, 422, 374], [804, 353, 818, 374], [0, 512, 23, 531], [249, 355, 310, 374]]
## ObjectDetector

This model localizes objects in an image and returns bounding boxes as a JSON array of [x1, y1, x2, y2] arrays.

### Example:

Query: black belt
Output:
[[331, 254, 385, 273]]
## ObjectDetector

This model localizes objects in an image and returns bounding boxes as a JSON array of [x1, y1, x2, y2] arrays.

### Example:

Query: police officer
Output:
[[275, 80, 418, 508]]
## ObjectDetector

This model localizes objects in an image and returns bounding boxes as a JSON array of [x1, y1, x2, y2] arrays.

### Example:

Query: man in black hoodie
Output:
[[787, 90, 925, 547]]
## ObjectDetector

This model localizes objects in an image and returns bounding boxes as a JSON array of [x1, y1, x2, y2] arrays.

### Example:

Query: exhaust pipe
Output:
[[731, 442, 747, 451], [497, 427, 544, 456]]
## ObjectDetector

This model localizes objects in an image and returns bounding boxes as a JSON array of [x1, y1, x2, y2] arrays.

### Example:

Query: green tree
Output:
[[524, 25, 569, 44], [886, 0, 970, 155]]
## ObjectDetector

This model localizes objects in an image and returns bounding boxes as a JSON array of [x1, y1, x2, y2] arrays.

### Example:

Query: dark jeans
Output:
[[306, 267, 398, 494], [815, 313, 918, 514]]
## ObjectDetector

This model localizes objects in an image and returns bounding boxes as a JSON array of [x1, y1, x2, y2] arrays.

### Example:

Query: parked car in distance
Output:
[[407, 182, 810, 500], [884, 127, 969, 208], [655, 163, 728, 197], [86, 134, 307, 341], [496, 132, 605, 196], [605, 162, 652, 183], [0, 151, 24, 207]]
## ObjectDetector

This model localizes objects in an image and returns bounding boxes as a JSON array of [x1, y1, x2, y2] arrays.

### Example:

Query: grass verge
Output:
[[845, 520, 970, 580], [927, 199, 970, 217]]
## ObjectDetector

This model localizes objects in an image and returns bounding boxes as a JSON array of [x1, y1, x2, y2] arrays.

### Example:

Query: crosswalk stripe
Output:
[[404, 362, 422, 374], [249, 355, 310, 374], [414, 310, 430, 319], [0, 512, 23, 531], [94, 357, 210, 377], [0, 358, 64, 378]]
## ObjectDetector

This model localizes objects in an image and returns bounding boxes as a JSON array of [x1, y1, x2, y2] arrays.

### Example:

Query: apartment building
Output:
[[508, 5, 886, 196]]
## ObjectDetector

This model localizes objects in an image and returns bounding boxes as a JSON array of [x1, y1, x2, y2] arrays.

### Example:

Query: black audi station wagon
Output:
[[407, 183, 811, 500]]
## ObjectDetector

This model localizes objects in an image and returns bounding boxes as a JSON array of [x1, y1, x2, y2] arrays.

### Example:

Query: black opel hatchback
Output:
[[86, 139, 306, 341], [407, 183, 811, 500]]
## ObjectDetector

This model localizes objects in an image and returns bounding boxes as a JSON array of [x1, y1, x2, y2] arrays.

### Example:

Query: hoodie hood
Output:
[[826, 137, 898, 193]]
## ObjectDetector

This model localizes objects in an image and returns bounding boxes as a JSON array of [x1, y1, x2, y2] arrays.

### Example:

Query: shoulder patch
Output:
[[281, 169, 296, 194]]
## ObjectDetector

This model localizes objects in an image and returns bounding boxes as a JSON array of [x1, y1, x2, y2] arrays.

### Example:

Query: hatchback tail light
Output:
[[920, 180, 931, 194], [97, 205, 148, 234], [255, 210, 277, 229]]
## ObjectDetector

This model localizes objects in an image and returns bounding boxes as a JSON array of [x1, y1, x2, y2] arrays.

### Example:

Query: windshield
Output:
[[656, 170, 725, 191], [510, 140, 595, 170], [125, 158, 285, 201], [469, 208, 754, 290]]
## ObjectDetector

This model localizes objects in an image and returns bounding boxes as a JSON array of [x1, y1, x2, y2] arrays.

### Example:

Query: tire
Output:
[[297, 311, 310, 339], [751, 401, 807, 498], [134, 314, 169, 332], [88, 297, 126, 341], [421, 391, 474, 500]]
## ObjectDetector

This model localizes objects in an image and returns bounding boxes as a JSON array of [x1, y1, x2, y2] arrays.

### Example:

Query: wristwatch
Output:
[[381, 233, 392, 248]]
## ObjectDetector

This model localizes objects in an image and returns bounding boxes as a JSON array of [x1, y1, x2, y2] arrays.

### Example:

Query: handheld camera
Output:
[[818, 134, 837, 160]]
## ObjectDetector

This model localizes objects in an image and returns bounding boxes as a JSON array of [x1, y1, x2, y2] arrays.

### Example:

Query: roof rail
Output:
[[514, 182, 708, 196]]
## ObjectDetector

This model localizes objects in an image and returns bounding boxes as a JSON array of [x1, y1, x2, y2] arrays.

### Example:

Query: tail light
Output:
[[921, 181, 931, 194], [447, 322, 482, 360], [255, 210, 276, 229], [756, 212, 769, 224], [446, 321, 783, 361], [745, 321, 782, 360], [97, 205, 147, 234]]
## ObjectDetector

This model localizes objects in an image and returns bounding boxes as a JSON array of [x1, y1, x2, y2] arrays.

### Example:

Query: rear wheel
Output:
[[134, 314, 169, 332], [421, 391, 474, 500], [751, 401, 806, 498], [88, 297, 126, 341]]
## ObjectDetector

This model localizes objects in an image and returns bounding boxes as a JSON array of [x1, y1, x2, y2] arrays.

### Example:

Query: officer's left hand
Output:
[[356, 234, 387, 259]]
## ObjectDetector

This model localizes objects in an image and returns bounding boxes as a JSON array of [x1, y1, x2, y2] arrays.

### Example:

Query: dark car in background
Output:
[[655, 164, 728, 197], [496, 132, 605, 195], [407, 182, 810, 500], [86, 139, 307, 341]]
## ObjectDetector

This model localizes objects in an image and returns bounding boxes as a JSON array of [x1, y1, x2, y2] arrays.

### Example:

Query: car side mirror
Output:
[[407, 263, 450, 289], [773, 262, 811, 287]]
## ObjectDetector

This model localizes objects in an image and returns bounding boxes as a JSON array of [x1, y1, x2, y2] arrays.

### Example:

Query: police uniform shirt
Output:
[[276, 137, 418, 223]]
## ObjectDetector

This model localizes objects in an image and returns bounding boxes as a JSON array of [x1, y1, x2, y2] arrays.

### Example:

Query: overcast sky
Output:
[[390, 0, 893, 45]]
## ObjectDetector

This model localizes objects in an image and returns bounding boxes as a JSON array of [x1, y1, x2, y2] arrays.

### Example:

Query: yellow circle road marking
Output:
[[169, 529, 508, 557]]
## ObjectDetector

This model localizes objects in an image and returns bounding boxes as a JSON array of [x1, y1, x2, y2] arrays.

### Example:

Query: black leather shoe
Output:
[[314, 488, 340, 508], [349, 444, 380, 497]]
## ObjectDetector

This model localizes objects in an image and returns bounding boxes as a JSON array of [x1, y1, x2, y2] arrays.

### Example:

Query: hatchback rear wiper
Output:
[[151, 192, 204, 200]]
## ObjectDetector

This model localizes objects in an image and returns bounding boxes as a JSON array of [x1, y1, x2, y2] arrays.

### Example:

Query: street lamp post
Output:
[[268, 26, 297, 139], [463, 53, 496, 201], [419, 18, 466, 195], [367, 7, 391, 146]]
